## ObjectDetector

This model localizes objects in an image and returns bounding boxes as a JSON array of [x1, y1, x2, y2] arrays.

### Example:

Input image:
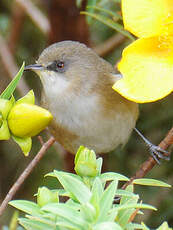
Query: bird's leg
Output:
[[134, 128, 170, 164]]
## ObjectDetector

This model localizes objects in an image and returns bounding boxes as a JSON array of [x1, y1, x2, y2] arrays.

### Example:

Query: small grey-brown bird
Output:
[[25, 40, 168, 162]]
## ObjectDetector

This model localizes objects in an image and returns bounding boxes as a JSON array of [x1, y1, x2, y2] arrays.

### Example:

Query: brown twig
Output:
[[0, 137, 55, 216], [8, 4, 25, 54], [93, 33, 126, 57], [122, 127, 173, 188], [38, 136, 44, 146]]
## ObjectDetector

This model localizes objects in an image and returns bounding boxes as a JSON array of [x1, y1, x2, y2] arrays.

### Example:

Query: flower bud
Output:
[[8, 103, 53, 137], [37, 187, 59, 207], [75, 146, 98, 177]]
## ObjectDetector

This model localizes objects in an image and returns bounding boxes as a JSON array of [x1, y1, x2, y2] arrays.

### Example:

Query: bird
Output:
[[25, 40, 168, 162]]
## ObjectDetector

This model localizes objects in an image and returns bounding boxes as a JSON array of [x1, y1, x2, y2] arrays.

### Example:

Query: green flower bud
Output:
[[8, 103, 53, 137], [37, 187, 59, 207], [75, 146, 98, 177]]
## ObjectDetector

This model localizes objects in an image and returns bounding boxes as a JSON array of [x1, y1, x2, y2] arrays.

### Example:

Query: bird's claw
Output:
[[148, 144, 170, 164]]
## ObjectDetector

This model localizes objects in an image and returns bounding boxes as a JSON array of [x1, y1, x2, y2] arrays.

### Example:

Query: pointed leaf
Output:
[[116, 189, 138, 198], [126, 223, 146, 230], [133, 178, 171, 188], [12, 135, 32, 156], [87, 5, 122, 21], [81, 11, 135, 40], [0, 62, 25, 99], [42, 203, 87, 228], [9, 200, 43, 216], [96, 157, 103, 175], [98, 180, 118, 222], [116, 203, 157, 211], [93, 221, 122, 230], [16, 90, 35, 105], [100, 172, 129, 182], [19, 218, 55, 230], [0, 98, 13, 118], [157, 222, 172, 230], [47, 170, 91, 204], [0, 120, 10, 140]]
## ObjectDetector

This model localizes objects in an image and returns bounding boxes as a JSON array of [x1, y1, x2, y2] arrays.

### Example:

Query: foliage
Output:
[[9, 147, 171, 230]]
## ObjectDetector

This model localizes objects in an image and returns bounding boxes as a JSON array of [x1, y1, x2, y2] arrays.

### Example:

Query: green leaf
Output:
[[47, 170, 92, 204], [133, 178, 171, 188], [12, 135, 32, 156], [96, 157, 103, 175], [0, 62, 25, 99], [19, 218, 55, 230], [93, 221, 122, 230], [9, 211, 19, 230], [90, 178, 102, 218], [92, 177, 104, 198], [117, 197, 138, 227], [126, 223, 146, 230], [0, 120, 10, 140], [0, 98, 14, 119], [80, 11, 135, 40], [9, 200, 43, 216], [157, 222, 172, 230], [98, 180, 118, 222], [116, 203, 157, 211], [100, 172, 129, 182], [42, 203, 87, 229], [87, 5, 122, 21], [86, 0, 97, 24], [116, 189, 138, 198], [80, 202, 97, 222], [56, 220, 81, 230], [117, 190, 139, 227]]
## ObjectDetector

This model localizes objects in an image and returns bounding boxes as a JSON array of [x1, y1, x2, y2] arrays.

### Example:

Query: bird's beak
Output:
[[24, 64, 44, 71]]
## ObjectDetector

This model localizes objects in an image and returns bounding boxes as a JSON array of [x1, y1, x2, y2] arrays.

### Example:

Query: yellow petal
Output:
[[122, 0, 173, 38], [8, 103, 53, 137], [113, 36, 173, 103]]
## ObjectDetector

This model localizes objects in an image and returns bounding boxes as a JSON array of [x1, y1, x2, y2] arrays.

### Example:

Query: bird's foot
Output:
[[148, 143, 170, 164], [134, 128, 170, 164]]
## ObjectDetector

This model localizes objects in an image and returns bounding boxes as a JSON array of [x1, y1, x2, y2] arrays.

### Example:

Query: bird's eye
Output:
[[56, 61, 64, 69]]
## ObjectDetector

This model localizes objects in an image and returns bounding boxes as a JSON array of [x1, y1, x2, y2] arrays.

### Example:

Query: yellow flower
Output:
[[8, 103, 53, 137], [0, 90, 53, 156], [113, 36, 173, 102], [113, 0, 173, 103], [122, 0, 173, 38]]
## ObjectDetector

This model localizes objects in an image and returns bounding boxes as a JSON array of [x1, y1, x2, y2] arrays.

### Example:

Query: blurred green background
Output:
[[0, 0, 172, 228]]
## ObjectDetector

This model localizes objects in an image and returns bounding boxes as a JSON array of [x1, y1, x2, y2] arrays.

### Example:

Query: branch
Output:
[[8, 4, 25, 54], [15, 0, 50, 35], [0, 137, 55, 216], [122, 126, 173, 189], [93, 33, 126, 57]]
